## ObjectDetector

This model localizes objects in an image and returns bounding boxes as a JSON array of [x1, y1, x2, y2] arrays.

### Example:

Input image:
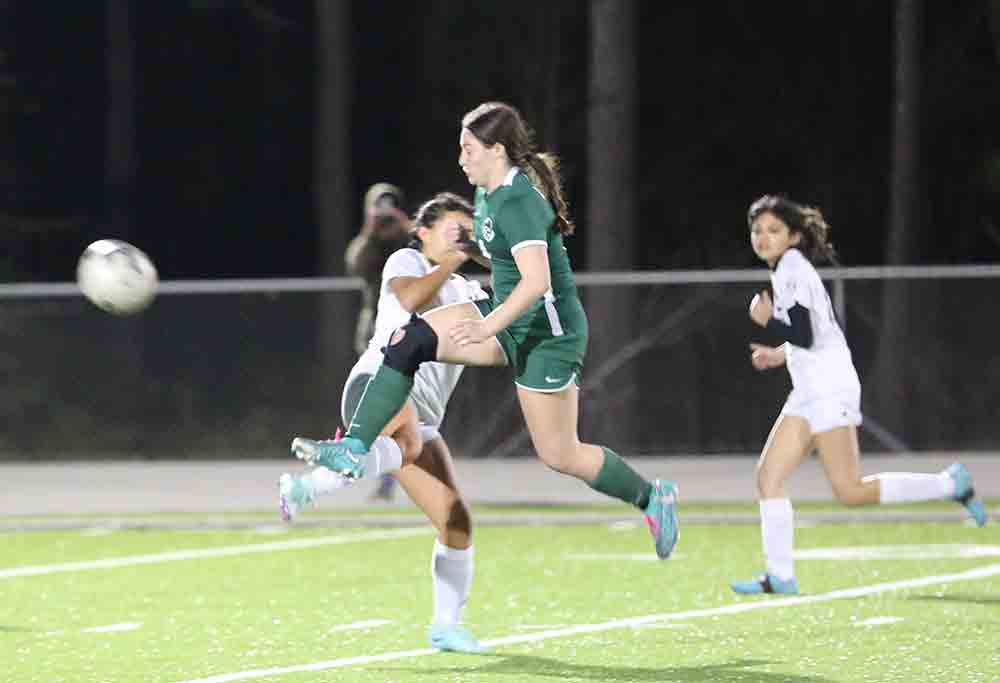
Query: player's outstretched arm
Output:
[[390, 251, 469, 313]]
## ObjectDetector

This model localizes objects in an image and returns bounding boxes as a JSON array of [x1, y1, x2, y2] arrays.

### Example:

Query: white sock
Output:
[[870, 472, 955, 504], [431, 540, 474, 626], [760, 498, 795, 581], [306, 466, 349, 495], [366, 436, 403, 478]]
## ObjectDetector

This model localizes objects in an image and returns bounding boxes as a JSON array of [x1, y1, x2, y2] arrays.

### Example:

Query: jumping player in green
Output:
[[291, 101, 679, 560]]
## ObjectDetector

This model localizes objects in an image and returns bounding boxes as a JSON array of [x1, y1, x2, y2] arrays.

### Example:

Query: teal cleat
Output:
[[291, 436, 368, 480], [429, 624, 489, 654], [643, 479, 680, 559], [945, 463, 988, 527], [731, 573, 800, 595], [278, 473, 315, 523]]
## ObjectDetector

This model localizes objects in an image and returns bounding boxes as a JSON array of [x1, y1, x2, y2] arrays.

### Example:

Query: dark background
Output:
[[0, 1, 998, 458], [1, 0, 998, 281]]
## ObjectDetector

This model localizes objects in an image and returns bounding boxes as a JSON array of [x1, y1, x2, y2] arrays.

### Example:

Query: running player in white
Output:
[[279, 192, 489, 653], [732, 195, 987, 595]]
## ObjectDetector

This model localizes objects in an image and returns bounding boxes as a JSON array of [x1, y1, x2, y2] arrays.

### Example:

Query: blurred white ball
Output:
[[76, 239, 158, 315]]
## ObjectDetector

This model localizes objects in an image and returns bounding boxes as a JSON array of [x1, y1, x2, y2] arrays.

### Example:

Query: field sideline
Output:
[[2, 521, 998, 682], [2, 455, 997, 682]]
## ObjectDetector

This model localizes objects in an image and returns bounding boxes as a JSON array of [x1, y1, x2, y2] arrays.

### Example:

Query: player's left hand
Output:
[[449, 318, 491, 347], [749, 289, 773, 327]]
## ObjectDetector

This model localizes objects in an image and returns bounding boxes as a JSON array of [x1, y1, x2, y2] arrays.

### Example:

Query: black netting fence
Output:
[[0, 274, 996, 459]]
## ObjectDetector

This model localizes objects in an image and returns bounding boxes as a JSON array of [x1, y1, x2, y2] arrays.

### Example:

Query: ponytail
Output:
[[520, 152, 575, 236]]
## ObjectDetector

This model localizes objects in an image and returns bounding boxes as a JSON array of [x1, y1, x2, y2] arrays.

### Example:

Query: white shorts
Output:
[[341, 351, 442, 444], [780, 388, 862, 434]]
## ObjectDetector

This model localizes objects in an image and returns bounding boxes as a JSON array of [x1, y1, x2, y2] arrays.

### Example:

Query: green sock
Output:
[[345, 365, 414, 449], [588, 447, 653, 510]]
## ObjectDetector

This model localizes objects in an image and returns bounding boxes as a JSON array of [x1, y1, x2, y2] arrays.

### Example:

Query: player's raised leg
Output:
[[815, 427, 987, 527], [280, 404, 422, 522], [291, 303, 506, 478]]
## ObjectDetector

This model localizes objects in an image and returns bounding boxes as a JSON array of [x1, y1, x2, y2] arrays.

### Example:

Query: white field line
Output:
[[45, 622, 144, 636], [81, 622, 142, 634], [174, 562, 1000, 683], [0, 528, 428, 580], [325, 620, 393, 633], [856, 616, 904, 627]]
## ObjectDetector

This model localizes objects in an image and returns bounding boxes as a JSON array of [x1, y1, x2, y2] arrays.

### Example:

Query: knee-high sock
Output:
[[366, 436, 403, 478], [760, 498, 795, 581], [307, 466, 349, 495], [431, 540, 474, 626], [346, 365, 414, 448], [870, 472, 955, 504], [588, 447, 652, 510]]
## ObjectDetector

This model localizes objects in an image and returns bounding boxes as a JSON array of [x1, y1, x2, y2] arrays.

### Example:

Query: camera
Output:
[[374, 193, 400, 229]]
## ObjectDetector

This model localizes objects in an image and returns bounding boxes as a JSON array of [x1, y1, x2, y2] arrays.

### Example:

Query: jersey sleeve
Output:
[[496, 192, 553, 253], [773, 250, 814, 312], [381, 248, 426, 285]]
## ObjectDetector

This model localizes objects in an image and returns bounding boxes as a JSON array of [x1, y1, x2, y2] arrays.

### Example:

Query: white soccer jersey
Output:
[[353, 248, 486, 428], [770, 248, 860, 399]]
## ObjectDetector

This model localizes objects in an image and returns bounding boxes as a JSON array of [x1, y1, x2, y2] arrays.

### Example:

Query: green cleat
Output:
[[291, 436, 368, 480]]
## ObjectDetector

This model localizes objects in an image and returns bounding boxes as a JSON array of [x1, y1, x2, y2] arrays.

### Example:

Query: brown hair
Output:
[[461, 101, 575, 236], [407, 192, 474, 250], [747, 194, 839, 265]]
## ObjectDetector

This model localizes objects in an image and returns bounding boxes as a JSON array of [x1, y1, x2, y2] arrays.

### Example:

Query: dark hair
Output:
[[747, 194, 839, 265], [461, 101, 575, 236], [407, 192, 474, 249]]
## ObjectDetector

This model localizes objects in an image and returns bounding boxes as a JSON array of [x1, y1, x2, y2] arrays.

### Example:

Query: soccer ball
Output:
[[76, 239, 159, 315]]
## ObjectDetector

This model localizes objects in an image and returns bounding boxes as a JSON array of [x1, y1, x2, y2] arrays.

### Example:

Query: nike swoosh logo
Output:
[[544, 376, 563, 383]]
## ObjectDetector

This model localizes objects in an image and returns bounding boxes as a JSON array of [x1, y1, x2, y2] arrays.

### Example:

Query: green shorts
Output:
[[474, 298, 586, 392]]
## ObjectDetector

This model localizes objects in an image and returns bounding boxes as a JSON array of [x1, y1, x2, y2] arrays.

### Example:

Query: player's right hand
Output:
[[749, 343, 783, 370]]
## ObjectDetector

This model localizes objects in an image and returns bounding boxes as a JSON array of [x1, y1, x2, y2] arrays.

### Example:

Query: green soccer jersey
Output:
[[473, 168, 588, 359]]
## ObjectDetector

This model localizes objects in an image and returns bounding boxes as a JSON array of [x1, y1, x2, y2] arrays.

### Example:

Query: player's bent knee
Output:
[[536, 448, 576, 475], [831, 481, 867, 506], [382, 315, 438, 377]]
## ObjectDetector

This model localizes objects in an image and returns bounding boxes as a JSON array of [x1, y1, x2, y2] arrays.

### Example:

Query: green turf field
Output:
[[2, 516, 998, 682]]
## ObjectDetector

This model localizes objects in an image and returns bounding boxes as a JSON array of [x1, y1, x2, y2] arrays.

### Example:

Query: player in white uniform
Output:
[[279, 192, 489, 653], [732, 195, 987, 596]]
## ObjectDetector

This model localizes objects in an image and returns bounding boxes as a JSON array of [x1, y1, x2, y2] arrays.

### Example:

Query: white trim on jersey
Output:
[[516, 371, 577, 394], [542, 290, 564, 336], [501, 167, 519, 187], [510, 239, 548, 254]]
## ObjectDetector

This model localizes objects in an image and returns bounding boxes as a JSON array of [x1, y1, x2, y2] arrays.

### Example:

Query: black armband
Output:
[[765, 303, 813, 348]]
